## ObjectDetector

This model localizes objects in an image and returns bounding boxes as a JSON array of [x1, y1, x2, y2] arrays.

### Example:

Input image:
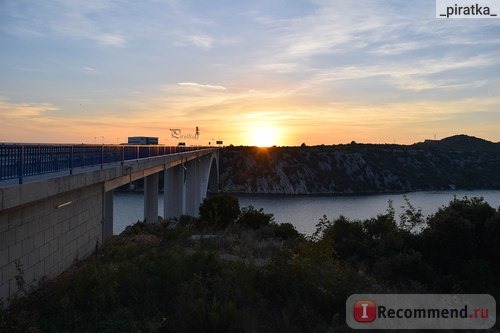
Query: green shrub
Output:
[[199, 195, 241, 229], [421, 197, 500, 293], [272, 223, 302, 241], [238, 206, 274, 230]]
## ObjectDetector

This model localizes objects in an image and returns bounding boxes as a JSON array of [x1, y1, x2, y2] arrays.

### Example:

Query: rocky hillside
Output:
[[220, 135, 500, 194]]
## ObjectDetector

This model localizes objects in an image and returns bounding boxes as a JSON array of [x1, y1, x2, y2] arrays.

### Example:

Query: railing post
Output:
[[70, 146, 74, 175], [18, 145, 24, 184], [101, 145, 104, 169]]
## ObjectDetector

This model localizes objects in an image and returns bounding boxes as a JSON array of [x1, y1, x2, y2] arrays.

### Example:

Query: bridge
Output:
[[0, 144, 219, 305]]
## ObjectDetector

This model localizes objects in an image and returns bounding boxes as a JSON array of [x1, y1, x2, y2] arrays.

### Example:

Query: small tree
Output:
[[199, 195, 240, 229], [238, 206, 274, 230], [273, 223, 302, 240], [398, 195, 425, 233]]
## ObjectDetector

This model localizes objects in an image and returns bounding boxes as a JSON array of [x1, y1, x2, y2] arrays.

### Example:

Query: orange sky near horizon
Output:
[[1, 92, 498, 146]]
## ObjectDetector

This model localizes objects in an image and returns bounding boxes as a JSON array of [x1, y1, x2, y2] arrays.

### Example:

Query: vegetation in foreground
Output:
[[1, 195, 500, 332]]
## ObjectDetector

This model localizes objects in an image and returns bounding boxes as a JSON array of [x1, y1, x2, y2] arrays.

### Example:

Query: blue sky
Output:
[[1, 0, 499, 145]]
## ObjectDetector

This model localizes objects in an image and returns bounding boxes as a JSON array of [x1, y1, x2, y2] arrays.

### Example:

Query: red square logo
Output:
[[354, 300, 377, 322]]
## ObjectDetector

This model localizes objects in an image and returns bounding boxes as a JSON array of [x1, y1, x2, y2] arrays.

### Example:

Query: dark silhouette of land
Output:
[[220, 135, 500, 194]]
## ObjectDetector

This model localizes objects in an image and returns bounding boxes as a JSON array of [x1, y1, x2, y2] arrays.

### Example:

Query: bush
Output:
[[238, 206, 274, 230], [199, 195, 241, 229], [325, 216, 367, 263], [372, 251, 435, 287], [421, 197, 500, 292], [272, 223, 302, 241]]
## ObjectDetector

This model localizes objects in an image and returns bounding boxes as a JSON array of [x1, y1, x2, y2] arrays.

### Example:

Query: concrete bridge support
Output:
[[185, 158, 200, 217], [164, 165, 185, 219], [163, 151, 219, 218], [144, 173, 159, 223], [103, 191, 114, 237]]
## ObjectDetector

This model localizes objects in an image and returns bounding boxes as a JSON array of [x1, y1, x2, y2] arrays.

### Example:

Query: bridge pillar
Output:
[[199, 155, 211, 203], [164, 165, 185, 218], [185, 158, 201, 216], [144, 173, 159, 223], [103, 190, 114, 237]]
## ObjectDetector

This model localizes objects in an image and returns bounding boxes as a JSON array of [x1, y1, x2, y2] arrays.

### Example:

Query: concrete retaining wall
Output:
[[0, 184, 103, 304]]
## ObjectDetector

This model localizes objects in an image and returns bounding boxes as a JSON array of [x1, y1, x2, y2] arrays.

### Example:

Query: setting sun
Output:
[[249, 125, 279, 147]]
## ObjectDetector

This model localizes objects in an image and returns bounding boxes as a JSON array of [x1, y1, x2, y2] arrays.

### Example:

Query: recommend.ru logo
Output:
[[346, 294, 496, 329]]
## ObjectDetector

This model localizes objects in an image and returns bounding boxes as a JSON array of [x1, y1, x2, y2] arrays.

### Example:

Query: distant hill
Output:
[[414, 135, 500, 152], [219, 135, 500, 194]]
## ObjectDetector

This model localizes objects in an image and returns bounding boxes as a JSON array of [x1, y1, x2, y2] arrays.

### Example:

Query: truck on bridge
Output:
[[127, 136, 159, 145]]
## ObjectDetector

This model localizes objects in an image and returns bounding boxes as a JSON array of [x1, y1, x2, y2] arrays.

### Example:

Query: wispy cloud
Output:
[[187, 34, 214, 49], [0, 97, 58, 118], [94, 33, 126, 47], [178, 82, 227, 90], [2, 0, 126, 46], [82, 66, 98, 74], [263, 1, 396, 59], [370, 42, 429, 55], [253, 0, 499, 81], [293, 53, 499, 96], [172, 34, 216, 49], [257, 63, 298, 73], [0, 97, 62, 142]]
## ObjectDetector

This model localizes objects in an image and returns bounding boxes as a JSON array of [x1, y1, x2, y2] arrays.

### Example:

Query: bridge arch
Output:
[[203, 151, 220, 197]]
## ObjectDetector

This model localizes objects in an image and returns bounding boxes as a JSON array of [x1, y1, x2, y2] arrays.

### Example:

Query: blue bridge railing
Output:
[[0, 144, 207, 184]]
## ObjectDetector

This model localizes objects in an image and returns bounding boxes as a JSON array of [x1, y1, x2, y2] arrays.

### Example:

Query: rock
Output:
[[219, 138, 500, 194]]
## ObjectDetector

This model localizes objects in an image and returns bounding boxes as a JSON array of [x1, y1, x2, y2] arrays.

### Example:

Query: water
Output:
[[114, 190, 500, 235], [114, 192, 165, 234]]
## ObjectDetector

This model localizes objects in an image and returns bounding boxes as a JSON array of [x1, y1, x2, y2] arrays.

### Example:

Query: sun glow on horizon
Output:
[[248, 124, 281, 147]]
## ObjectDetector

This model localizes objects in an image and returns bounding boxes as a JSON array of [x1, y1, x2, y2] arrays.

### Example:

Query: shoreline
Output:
[[115, 187, 500, 197]]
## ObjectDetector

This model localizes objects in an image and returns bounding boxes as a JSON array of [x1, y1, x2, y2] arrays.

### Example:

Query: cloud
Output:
[[370, 42, 429, 55], [82, 66, 98, 74], [258, 63, 298, 73], [2, 0, 126, 47], [0, 97, 62, 141], [94, 33, 126, 47], [293, 52, 499, 96], [253, 0, 498, 81], [178, 82, 227, 90], [0, 98, 59, 118], [173, 34, 215, 49], [264, 1, 396, 59], [188, 34, 214, 48]]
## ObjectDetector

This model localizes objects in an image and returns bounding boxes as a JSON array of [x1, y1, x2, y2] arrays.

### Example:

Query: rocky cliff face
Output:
[[220, 136, 500, 194]]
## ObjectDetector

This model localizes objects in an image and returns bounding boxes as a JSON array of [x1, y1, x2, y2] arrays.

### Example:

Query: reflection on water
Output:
[[114, 190, 500, 236]]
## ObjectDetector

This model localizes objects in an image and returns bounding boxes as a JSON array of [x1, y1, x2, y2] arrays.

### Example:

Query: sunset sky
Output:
[[1, 0, 499, 146]]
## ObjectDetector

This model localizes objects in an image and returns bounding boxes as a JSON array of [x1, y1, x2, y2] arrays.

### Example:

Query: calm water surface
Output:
[[114, 190, 500, 235]]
